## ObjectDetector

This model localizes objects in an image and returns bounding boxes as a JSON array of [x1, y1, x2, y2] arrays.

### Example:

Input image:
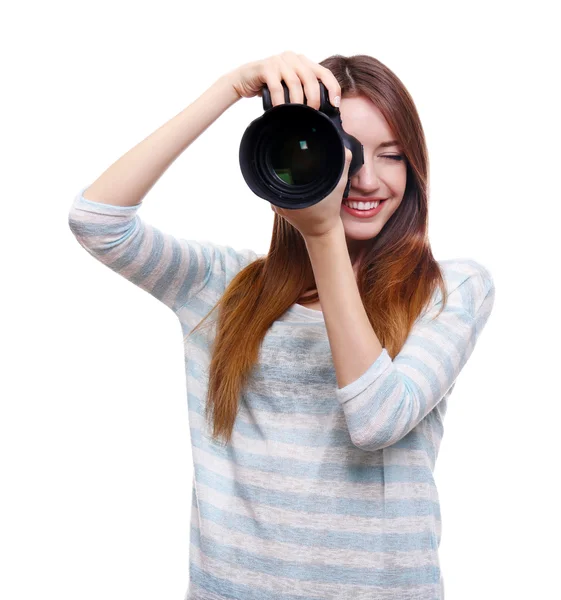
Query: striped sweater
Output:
[[68, 186, 495, 600]]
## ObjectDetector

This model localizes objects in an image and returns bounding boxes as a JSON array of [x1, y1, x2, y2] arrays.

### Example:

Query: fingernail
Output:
[[333, 96, 340, 107]]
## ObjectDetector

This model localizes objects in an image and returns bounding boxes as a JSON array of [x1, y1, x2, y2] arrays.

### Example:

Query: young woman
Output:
[[68, 51, 495, 600]]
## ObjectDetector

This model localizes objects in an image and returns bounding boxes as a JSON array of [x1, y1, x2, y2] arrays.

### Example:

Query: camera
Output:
[[239, 80, 364, 209]]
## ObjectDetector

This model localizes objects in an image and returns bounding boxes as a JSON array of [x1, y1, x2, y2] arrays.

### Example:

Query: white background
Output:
[[2, 1, 559, 599]]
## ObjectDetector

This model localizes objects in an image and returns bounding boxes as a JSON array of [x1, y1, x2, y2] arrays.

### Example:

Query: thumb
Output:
[[340, 147, 353, 185], [343, 148, 353, 174]]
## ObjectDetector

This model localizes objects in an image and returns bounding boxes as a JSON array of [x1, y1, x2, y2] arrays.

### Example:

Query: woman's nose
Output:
[[352, 160, 381, 188]]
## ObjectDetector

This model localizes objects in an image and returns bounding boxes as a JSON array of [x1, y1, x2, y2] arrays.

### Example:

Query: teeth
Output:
[[344, 200, 380, 210]]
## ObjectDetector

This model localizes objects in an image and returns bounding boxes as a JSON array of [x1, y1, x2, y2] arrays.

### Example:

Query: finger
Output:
[[264, 57, 287, 107], [342, 148, 353, 175], [296, 54, 342, 109], [339, 148, 353, 188], [280, 51, 322, 110], [277, 55, 305, 105]]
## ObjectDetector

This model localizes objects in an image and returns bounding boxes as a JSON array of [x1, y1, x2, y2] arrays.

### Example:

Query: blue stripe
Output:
[[189, 527, 441, 587], [192, 451, 441, 521]]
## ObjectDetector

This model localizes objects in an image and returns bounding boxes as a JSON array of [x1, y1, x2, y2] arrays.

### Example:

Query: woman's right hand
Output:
[[225, 51, 341, 111]]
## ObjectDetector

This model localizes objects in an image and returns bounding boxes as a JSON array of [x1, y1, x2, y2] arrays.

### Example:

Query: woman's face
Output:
[[338, 95, 408, 265]]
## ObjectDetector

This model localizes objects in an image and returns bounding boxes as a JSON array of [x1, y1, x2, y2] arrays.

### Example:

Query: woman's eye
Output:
[[383, 155, 404, 161]]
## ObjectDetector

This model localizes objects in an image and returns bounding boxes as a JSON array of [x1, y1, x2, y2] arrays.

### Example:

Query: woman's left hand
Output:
[[271, 148, 353, 238]]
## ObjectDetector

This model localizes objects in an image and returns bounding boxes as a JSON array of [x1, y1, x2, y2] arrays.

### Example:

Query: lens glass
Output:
[[269, 126, 327, 186]]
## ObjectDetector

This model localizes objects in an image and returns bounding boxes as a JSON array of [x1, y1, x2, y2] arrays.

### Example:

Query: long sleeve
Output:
[[334, 260, 495, 451], [67, 186, 258, 315]]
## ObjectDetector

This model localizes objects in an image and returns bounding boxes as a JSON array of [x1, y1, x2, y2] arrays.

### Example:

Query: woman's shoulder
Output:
[[438, 257, 494, 287], [431, 258, 495, 316]]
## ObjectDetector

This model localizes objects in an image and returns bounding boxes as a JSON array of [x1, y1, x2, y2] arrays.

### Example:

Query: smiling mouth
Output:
[[342, 198, 388, 210]]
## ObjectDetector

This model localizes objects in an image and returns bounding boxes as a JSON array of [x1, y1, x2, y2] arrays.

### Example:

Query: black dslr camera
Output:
[[239, 80, 364, 209]]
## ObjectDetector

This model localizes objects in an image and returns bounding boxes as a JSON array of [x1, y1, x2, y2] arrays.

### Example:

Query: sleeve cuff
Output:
[[335, 348, 392, 405], [73, 186, 143, 214]]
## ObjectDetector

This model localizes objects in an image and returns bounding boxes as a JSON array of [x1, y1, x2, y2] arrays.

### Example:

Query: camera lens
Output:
[[239, 86, 364, 209], [268, 126, 326, 186]]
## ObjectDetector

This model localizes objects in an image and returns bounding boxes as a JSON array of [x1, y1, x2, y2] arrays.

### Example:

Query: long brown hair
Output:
[[187, 53, 448, 445]]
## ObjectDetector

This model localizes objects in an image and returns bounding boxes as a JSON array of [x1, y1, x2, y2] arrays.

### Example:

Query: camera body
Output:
[[239, 81, 364, 209]]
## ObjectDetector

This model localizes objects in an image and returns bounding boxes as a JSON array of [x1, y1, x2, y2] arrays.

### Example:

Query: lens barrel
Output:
[[239, 81, 364, 209]]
